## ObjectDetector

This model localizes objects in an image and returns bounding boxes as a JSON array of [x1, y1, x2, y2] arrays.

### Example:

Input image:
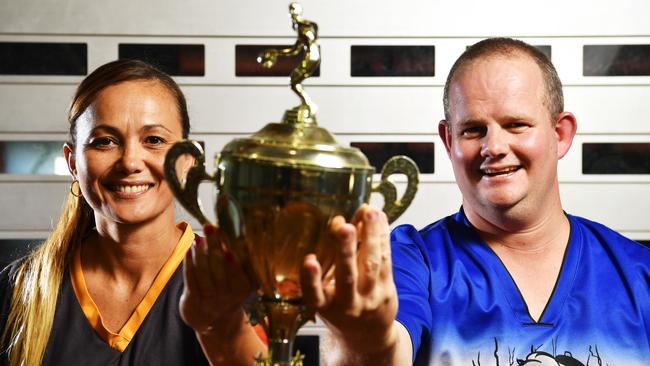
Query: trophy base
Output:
[[255, 350, 304, 366]]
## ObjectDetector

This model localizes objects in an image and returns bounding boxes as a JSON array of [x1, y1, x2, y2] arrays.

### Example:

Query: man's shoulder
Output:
[[568, 213, 650, 257], [391, 212, 461, 247]]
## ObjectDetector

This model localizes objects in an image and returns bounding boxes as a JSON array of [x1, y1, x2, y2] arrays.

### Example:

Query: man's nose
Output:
[[480, 127, 509, 158]]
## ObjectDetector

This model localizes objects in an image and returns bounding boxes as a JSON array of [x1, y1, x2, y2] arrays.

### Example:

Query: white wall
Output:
[[1, 1, 649, 360]]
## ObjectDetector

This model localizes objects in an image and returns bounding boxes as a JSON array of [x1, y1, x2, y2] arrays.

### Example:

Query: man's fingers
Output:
[[301, 254, 327, 312], [350, 203, 369, 226], [378, 210, 393, 281], [332, 216, 358, 307], [357, 207, 384, 294]]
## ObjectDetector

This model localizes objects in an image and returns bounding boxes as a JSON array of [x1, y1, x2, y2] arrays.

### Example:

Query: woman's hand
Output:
[[180, 224, 266, 364], [180, 224, 253, 335]]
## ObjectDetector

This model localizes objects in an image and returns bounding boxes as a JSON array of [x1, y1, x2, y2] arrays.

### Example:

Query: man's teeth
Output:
[[116, 185, 150, 193], [483, 167, 519, 176]]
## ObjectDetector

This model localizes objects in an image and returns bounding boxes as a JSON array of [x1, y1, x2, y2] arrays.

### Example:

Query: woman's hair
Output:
[[1, 59, 189, 365]]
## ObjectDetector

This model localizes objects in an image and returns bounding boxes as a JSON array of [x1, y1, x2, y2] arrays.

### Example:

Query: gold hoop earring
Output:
[[70, 179, 82, 197]]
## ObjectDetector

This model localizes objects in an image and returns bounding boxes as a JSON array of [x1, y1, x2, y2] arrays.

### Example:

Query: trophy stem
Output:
[[252, 296, 307, 366], [282, 105, 317, 126]]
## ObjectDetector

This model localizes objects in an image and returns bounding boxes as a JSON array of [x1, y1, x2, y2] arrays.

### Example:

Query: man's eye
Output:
[[507, 122, 529, 130], [461, 127, 483, 137]]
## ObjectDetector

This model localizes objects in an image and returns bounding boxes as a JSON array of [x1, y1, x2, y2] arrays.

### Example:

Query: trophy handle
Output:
[[371, 155, 420, 224], [164, 140, 216, 226]]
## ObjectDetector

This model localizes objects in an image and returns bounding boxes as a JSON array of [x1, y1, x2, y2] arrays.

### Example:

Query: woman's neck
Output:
[[83, 210, 182, 283]]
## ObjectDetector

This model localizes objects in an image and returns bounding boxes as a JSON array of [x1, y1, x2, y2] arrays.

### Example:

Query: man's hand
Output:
[[301, 205, 408, 364]]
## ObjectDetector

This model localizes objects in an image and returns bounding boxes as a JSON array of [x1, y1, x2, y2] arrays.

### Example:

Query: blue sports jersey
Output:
[[392, 209, 650, 366]]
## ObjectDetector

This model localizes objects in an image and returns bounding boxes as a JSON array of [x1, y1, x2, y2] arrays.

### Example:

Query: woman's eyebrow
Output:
[[141, 124, 174, 134]]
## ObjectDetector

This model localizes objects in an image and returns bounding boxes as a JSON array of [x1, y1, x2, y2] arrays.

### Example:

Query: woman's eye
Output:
[[145, 136, 166, 145], [89, 137, 117, 148]]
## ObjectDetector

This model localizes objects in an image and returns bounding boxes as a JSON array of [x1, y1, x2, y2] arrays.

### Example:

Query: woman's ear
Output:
[[63, 143, 77, 178]]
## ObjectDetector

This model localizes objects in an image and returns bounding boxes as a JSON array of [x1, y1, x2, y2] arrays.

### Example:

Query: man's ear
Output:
[[63, 143, 77, 179], [554, 112, 577, 160], [438, 120, 453, 156]]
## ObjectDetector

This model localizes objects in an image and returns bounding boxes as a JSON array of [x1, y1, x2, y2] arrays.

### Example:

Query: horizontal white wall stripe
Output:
[[1, 179, 648, 237], [3, 84, 650, 134], [2, 0, 650, 37]]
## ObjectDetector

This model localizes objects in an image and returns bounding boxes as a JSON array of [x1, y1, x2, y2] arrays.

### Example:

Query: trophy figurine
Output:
[[165, 3, 419, 365]]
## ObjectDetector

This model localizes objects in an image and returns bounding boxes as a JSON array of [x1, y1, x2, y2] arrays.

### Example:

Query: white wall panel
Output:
[[0, 84, 76, 132], [0, 181, 69, 231], [6, 83, 650, 135], [2, 0, 650, 37]]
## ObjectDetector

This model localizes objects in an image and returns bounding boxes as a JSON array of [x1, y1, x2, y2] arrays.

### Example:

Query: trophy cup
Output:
[[165, 3, 419, 365]]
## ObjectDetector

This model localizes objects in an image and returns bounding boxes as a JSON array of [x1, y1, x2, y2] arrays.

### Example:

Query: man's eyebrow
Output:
[[457, 119, 484, 127]]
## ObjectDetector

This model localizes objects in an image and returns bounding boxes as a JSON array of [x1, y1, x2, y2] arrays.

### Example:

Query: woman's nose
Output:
[[117, 142, 145, 173]]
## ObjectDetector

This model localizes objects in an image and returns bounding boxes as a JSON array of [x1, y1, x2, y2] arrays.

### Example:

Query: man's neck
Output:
[[463, 199, 570, 254]]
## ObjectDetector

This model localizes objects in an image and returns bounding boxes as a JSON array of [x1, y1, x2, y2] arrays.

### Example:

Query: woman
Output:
[[0, 60, 265, 365]]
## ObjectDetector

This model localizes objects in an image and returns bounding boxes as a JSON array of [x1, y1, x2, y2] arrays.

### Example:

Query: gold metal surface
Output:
[[164, 3, 420, 365]]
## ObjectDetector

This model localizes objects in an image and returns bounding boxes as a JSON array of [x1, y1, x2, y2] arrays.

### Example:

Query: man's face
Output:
[[440, 55, 563, 218]]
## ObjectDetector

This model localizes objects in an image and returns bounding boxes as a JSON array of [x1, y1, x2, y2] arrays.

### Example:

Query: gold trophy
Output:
[[165, 3, 419, 365]]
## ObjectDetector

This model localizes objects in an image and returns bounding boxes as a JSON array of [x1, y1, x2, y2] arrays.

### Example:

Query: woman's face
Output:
[[65, 80, 185, 226]]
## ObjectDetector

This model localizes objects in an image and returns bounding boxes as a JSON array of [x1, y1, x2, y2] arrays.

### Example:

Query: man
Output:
[[301, 38, 650, 365]]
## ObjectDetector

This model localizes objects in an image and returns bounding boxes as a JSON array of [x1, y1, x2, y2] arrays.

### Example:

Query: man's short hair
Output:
[[442, 37, 564, 124]]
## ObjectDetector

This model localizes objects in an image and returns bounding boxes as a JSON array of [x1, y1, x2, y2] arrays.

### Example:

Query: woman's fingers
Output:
[[190, 236, 211, 292], [183, 244, 200, 296]]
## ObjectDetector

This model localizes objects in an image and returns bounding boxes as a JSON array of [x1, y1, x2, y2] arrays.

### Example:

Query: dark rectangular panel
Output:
[[351, 46, 435, 77], [235, 45, 321, 77], [0, 141, 67, 175], [0, 42, 87, 75], [583, 45, 650, 76], [351, 142, 434, 173], [0, 239, 41, 270], [536, 45, 552, 60], [465, 45, 551, 60], [119, 44, 204, 76], [638, 240, 650, 248], [582, 143, 650, 174], [294, 335, 319, 366]]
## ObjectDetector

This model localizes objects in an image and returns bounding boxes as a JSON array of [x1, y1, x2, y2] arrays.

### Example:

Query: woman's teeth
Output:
[[115, 185, 150, 193]]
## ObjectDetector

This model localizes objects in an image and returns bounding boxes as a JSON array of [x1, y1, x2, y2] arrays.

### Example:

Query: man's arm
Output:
[[321, 320, 412, 366], [301, 205, 413, 365]]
